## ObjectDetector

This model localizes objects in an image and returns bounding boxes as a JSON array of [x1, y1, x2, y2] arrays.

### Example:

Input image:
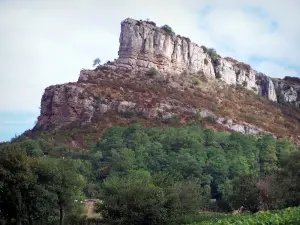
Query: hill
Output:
[[25, 18, 300, 147]]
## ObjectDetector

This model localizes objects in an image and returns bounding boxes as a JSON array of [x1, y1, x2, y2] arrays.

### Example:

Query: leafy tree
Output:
[[93, 58, 101, 67], [49, 158, 86, 225], [0, 145, 35, 225], [161, 25, 175, 35], [227, 174, 260, 212], [98, 170, 203, 225], [272, 151, 300, 208]]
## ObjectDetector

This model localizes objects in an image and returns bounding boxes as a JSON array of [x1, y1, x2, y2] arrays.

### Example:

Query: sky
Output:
[[0, 0, 300, 142]]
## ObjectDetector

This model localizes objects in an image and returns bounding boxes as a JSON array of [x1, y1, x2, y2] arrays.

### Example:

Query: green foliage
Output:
[[161, 24, 175, 35], [1, 123, 300, 224], [147, 67, 158, 77], [203, 116, 216, 123], [94, 95, 102, 104], [188, 207, 300, 225], [192, 77, 201, 85], [93, 58, 101, 67], [207, 48, 220, 64], [98, 170, 203, 225], [201, 45, 208, 53], [227, 174, 260, 212], [272, 151, 300, 208]]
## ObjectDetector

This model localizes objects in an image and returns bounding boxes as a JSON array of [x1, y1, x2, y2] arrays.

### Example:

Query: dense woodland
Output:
[[1, 121, 300, 225]]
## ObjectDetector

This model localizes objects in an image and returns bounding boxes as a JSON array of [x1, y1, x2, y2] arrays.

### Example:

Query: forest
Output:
[[0, 123, 300, 225]]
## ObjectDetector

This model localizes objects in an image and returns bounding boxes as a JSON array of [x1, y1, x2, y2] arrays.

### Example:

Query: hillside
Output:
[[28, 18, 300, 147]]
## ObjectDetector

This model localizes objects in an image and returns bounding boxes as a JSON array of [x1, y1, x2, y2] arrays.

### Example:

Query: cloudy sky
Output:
[[0, 0, 300, 142]]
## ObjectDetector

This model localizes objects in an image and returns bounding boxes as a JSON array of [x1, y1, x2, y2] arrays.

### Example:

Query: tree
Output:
[[227, 174, 260, 212], [0, 144, 35, 225], [49, 158, 86, 225], [272, 151, 300, 208], [98, 170, 203, 225], [93, 58, 101, 67]]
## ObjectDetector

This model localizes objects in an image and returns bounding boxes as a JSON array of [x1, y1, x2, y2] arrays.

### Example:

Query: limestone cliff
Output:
[[105, 18, 276, 101], [115, 18, 215, 77], [273, 77, 300, 106]]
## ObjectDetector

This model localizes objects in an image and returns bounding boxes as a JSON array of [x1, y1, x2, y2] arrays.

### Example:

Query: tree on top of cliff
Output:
[[161, 24, 175, 36], [93, 58, 101, 67]]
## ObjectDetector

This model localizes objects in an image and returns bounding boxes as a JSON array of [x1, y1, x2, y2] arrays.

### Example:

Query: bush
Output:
[[147, 67, 158, 77], [204, 58, 208, 65], [207, 48, 220, 64], [192, 77, 201, 85], [94, 95, 102, 104], [201, 46, 208, 53], [215, 73, 222, 79], [161, 24, 175, 36], [242, 81, 248, 87], [204, 116, 216, 123]]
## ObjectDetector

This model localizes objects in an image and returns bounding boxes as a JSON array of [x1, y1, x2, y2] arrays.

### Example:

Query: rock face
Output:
[[113, 18, 280, 101], [257, 74, 277, 102], [273, 77, 300, 105], [215, 58, 257, 93], [116, 18, 215, 77]]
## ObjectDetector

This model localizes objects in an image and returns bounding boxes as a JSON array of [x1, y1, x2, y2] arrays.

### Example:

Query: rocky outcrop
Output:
[[273, 77, 300, 105], [37, 84, 95, 127], [215, 58, 258, 93], [256, 74, 277, 102], [110, 18, 280, 101], [115, 18, 215, 77]]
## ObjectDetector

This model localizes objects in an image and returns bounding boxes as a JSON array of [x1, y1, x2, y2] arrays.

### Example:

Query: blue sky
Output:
[[0, 0, 300, 142]]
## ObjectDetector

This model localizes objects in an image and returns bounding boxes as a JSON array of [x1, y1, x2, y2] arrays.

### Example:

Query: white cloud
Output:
[[0, 0, 300, 113]]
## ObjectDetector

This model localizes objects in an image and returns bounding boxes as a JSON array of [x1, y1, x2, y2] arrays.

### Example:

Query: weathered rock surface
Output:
[[116, 18, 215, 77], [112, 18, 280, 101], [273, 77, 300, 105]]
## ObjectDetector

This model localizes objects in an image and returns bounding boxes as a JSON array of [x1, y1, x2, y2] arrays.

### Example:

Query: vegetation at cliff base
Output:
[[0, 123, 300, 224]]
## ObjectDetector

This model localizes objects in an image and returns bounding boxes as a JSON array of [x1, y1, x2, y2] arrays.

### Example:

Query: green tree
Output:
[[41, 158, 86, 225], [99, 170, 203, 225], [272, 151, 300, 208], [0, 144, 35, 225], [93, 58, 101, 67], [228, 174, 260, 212]]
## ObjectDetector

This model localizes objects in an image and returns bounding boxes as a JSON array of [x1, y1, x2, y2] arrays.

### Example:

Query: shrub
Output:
[[201, 45, 208, 53], [161, 24, 175, 36], [94, 95, 102, 104], [204, 58, 208, 65], [204, 116, 216, 123], [242, 81, 248, 87], [207, 48, 220, 64], [192, 77, 201, 85], [147, 67, 158, 77], [93, 58, 101, 67], [215, 73, 222, 79]]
